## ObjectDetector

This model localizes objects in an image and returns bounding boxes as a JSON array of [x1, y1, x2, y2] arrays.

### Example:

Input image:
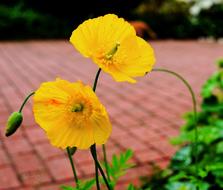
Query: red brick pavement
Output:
[[0, 40, 222, 190]]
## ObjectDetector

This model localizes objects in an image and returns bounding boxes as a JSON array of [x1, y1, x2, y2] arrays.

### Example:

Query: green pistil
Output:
[[105, 42, 120, 60], [71, 103, 84, 112]]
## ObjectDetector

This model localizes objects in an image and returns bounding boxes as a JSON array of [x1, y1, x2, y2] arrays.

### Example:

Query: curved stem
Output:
[[152, 68, 198, 174], [93, 68, 102, 92], [91, 144, 112, 190], [66, 147, 79, 188], [19, 91, 35, 112], [103, 144, 111, 182]]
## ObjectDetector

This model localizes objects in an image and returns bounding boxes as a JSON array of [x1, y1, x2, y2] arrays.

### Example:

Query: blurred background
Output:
[[1, 0, 223, 40]]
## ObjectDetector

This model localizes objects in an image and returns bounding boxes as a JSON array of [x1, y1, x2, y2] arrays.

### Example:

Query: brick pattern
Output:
[[0, 40, 222, 190]]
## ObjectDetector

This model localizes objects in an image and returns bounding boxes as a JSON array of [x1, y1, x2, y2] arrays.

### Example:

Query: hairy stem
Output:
[[19, 91, 35, 112], [66, 147, 79, 188], [152, 68, 198, 174]]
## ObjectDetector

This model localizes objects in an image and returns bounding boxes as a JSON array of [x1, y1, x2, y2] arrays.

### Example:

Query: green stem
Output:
[[19, 91, 35, 112], [91, 145, 101, 190], [91, 144, 112, 190], [66, 147, 79, 188], [92, 68, 102, 190], [152, 68, 198, 175], [91, 68, 111, 188], [103, 144, 111, 182], [93, 68, 102, 92]]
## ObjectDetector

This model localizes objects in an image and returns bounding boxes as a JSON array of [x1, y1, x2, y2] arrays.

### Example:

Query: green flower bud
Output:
[[5, 112, 23, 137]]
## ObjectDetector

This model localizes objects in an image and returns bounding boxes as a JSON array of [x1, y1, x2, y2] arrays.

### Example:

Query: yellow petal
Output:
[[119, 36, 156, 77], [107, 68, 137, 83], [90, 107, 112, 145], [97, 36, 155, 83], [46, 120, 94, 149], [33, 80, 70, 131], [70, 14, 136, 58]]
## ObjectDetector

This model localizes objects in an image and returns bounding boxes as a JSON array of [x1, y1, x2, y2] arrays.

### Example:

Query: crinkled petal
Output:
[[70, 14, 136, 58], [46, 120, 94, 149], [108, 68, 137, 83], [108, 36, 155, 82], [33, 80, 70, 131], [90, 107, 112, 145]]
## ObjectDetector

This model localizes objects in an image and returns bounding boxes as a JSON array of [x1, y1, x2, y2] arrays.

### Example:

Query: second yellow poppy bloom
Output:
[[33, 79, 112, 149]]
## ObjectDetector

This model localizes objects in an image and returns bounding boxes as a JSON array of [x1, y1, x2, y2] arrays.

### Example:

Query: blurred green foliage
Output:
[[134, 0, 223, 39], [0, 0, 142, 40], [0, 3, 71, 39], [0, 0, 222, 39], [141, 59, 223, 190]]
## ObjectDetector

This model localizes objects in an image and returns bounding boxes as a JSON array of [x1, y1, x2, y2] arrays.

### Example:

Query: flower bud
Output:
[[5, 112, 23, 137]]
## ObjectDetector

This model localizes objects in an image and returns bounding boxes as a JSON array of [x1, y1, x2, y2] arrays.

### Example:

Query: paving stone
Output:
[[4, 137, 33, 155], [34, 142, 64, 160], [46, 157, 83, 181], [135, 148, 163, 163], [12, 152, 44, 174], [20, 170, 52, 186], [25, 127, 48, 144], [0, 165, 21, 189], [0, 148, 10, 167]]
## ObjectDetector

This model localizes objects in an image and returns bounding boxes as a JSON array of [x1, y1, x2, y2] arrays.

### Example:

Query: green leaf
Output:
[[81, 179, 95, 190], [201, 72, 220, 98], [206, 162, 223, 172], [165, 181, 197, 190], [166, 178, 210, 190], [197, 126, 223, 144], [127, 184, 136, 190], [168, 172, 189, 182], [194, 180, 210, 190], [216, 141, 223, 153], [170, 146, 192, 170], [112, 155, 119, 169], [198, 169, 208, 178], [171, 125, 223, 145], [60, 186, 76, 190], [60, 179, 95, 190], [102, 149, 134, 187]]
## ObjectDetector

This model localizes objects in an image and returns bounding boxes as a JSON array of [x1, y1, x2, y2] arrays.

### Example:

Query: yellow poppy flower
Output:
[[70, 14, 155, 83], [33, 79, 112, 149]]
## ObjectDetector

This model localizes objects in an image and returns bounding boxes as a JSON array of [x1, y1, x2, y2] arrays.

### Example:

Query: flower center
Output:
[[105, 42, 120, 60], [71, 103, 84, 112]]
